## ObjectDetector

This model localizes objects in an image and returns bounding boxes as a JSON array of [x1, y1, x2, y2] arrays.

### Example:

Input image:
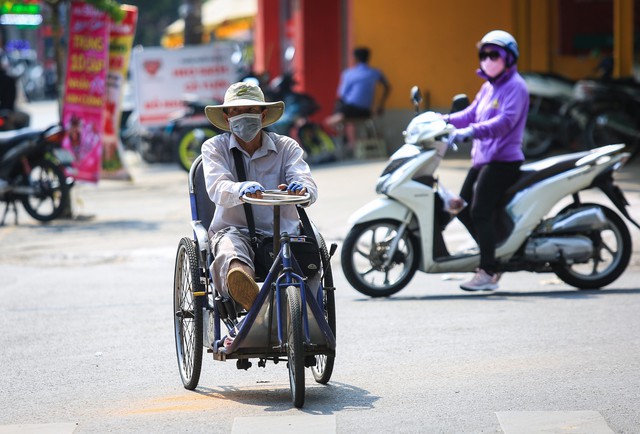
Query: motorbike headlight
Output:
[[403, 124, 421, 145]]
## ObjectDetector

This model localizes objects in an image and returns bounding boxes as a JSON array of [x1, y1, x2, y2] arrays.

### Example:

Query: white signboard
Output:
[[132, 43, 240, 126]]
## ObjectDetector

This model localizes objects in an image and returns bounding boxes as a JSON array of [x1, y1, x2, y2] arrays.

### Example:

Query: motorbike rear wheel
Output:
[[522, 127, 554, 159], [341, 219, 420, 297], [20, 159, 70, 222], [175, 127, 218, 172], [296, 123, 337, 165], [552, 204, 631, 289]]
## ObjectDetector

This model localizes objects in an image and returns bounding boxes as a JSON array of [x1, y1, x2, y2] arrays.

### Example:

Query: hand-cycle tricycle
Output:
[[173, 155, 337, 408]]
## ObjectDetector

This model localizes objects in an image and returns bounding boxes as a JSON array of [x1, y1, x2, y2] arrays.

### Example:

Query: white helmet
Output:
[[478, 30, 519, 66]]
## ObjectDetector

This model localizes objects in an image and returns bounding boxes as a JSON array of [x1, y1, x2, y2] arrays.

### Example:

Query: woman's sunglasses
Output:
[[479, 51, 501, 61]]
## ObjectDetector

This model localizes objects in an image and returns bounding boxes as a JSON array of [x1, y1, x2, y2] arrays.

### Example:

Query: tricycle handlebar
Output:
[[241, 189, 310, 206]]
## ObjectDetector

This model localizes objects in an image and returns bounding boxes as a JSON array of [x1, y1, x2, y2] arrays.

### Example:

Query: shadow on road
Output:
[[194, 380, 378, 414], [4, 218, 161, 233], [352, 287, 640, 302]]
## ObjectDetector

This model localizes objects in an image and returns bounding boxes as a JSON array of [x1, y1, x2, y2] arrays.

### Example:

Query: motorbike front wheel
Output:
[[552, 204, 631, 289], [583, 109, 639, 162], [341, 220, 420, 297], [20, 159, 70, 222], [175, 127, 218, 172]]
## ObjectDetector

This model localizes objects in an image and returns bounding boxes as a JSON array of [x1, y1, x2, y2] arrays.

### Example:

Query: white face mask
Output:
[[228, 113, 263, 142], [481, 57, 506, 78]]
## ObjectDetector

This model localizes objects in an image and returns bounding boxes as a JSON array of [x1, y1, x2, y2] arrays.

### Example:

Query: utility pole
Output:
[[181, 0, 202, 45]]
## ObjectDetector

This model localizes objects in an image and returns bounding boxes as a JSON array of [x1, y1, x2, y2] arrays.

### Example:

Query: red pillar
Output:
[[291, 0, 342, 123], [254, 0, 281, 81]]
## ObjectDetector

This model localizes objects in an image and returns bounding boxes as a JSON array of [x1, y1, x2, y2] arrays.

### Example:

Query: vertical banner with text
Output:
[[62, 1, 110, 183], [102, 5, 138, 180]]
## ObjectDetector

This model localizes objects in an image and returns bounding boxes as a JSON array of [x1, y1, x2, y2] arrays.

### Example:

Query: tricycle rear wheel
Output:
[[311, 233, 335, 384], [174, 237, 204, 390]]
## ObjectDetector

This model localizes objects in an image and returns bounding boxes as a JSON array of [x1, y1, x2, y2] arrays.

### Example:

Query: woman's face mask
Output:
[[228, 113, 263, 142], [479, 51, 506, 78]]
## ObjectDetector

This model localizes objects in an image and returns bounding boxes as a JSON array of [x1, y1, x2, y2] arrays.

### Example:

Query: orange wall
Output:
[[349, 0, 518, 110], [347, 0, 633, 110]]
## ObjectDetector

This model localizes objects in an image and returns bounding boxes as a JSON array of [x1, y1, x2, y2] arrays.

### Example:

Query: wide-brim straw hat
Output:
[[205, 81, 285, 131]]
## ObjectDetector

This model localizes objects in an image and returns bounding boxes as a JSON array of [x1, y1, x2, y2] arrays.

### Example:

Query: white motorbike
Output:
[[341, 89, 640, 297]]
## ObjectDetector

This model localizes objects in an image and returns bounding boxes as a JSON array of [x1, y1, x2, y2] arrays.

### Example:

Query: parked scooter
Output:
[[0, 125, 74, 224], [570, 78, 640, 161], [267, 73, 337, 164], [0, 109, 30, 131], [122, 96, 223, 171], [521, 72, 580, 158], [340, 87, 639, 297]]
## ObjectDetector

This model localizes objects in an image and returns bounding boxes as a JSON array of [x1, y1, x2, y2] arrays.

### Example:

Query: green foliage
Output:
[[42, 0, 126, 22], [85, 0, 126, 21]]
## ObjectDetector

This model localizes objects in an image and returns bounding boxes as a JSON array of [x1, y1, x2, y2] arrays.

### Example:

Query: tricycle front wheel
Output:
[[286, 285, 305, 408]]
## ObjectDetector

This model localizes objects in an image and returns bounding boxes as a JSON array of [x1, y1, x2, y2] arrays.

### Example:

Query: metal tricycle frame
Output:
[[174, 168, 336, 408]]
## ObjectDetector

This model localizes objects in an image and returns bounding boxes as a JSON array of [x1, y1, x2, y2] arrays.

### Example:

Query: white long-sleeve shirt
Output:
[[202, 131, 318, 236]]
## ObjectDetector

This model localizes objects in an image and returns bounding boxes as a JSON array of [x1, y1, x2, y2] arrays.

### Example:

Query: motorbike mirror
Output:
[[410, 86, 422, 113], [450, 94, 470, 113]]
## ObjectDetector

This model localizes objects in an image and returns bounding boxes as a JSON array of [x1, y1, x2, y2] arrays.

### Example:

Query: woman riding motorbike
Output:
[[443, 30, 529, 291]]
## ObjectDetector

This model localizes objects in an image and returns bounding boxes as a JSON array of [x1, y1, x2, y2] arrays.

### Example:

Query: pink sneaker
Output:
[[460, 269, 498, 291]]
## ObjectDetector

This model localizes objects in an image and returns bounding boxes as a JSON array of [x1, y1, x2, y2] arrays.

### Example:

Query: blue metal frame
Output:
[[187, 155, 335, 360], [211, 231, 336, 356]]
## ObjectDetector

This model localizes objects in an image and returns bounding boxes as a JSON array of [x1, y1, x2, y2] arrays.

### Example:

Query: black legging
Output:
[[456, 161, 522, 274]]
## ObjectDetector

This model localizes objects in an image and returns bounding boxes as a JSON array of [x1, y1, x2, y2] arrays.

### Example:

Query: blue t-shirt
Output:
[[338, 63, 387, 110]]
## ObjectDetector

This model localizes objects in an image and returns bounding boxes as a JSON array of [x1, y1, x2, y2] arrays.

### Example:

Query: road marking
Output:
[[496, 411, 614, 433], [232, 415, 336, 433], [0, 423, 78, 434]]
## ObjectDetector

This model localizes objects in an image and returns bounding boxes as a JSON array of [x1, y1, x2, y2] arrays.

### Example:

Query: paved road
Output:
[[1, 111, 640, 432]]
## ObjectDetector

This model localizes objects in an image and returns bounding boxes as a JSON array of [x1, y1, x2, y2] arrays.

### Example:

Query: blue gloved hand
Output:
[[286, 181, 305, 193], [240, 181, 265, 196], [448, 126, 474, 147]]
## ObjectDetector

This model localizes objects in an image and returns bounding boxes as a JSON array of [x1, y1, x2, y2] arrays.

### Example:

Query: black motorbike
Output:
[[570, 78, 640, 161], [122, 96, 223, 172], [0, 109, 31, 131], [0, 125, 74, 224], [521, 72, 581, 158], [266, 73, 337, 164]]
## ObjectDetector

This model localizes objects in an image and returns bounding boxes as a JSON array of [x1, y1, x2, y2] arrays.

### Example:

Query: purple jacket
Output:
[[448, 67, 529, 168]]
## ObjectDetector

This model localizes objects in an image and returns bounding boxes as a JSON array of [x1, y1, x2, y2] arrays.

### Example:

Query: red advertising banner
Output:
[[61, 1, 110, 183], [102, 5, 138, 180]]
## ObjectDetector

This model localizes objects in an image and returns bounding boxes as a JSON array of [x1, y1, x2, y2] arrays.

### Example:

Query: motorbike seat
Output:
[[0, 127, 41, 147], [502, 153, 587, 205]]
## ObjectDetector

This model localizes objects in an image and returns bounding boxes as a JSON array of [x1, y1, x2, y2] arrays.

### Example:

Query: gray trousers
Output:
[[209, 226, 321, 300]]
